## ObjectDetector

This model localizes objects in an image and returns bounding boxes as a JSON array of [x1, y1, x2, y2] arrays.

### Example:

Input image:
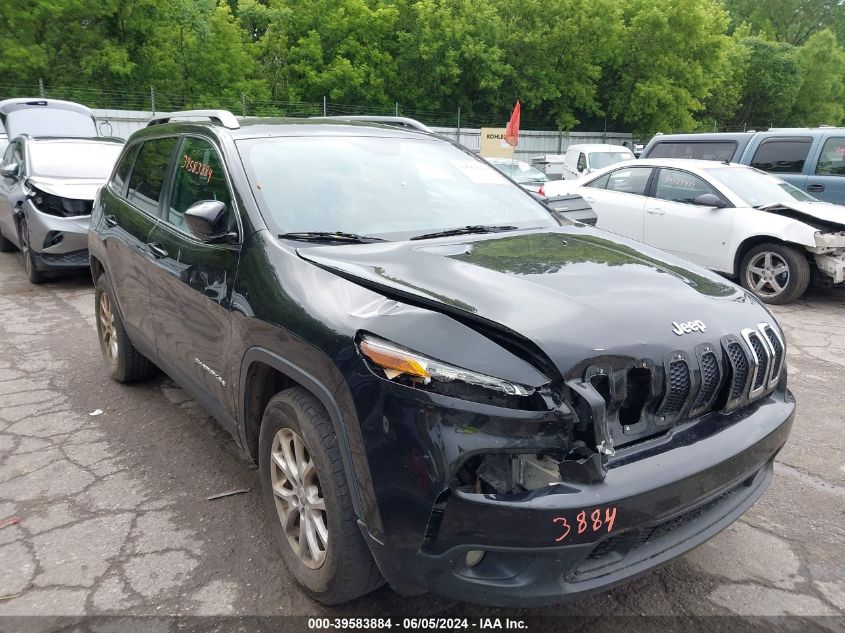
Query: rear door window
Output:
[[750, 138, 812, 173], [814, 137, 845, 176], [648, 141, 737, 161], [126, 137, 179, 216], [605, 167, 653, 195], [111, 144, 140, 196]]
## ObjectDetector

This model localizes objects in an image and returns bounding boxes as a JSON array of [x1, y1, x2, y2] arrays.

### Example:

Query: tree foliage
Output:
[[0, 0, 843, 132]]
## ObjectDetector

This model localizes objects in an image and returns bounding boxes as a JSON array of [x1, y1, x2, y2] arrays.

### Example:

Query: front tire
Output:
[[740, 243, 810, 304], [19, 218, 45, 284], [258, 388, 382, 605], [94, 274, 156, 382]]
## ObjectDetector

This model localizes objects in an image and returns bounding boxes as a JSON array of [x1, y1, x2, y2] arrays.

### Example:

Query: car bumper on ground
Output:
[[362, 395, 794, 607]]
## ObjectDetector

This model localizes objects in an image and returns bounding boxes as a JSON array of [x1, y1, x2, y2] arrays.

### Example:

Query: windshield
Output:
[[237, 136, 557, 238], [491, 160, 549, 184], [708, 167, 816, 206], [29, 142, 122, 179], [588, 151, 634, 170]]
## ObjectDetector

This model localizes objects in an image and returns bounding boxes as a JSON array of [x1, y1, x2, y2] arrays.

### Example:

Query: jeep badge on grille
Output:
[[672, 320, 707, 336]]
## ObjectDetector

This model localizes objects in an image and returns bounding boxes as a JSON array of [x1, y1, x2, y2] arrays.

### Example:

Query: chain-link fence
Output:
[[1, 81, 637, 161]]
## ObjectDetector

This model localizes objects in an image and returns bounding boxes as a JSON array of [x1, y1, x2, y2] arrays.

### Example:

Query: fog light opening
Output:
[[465, 550, 486, 568]]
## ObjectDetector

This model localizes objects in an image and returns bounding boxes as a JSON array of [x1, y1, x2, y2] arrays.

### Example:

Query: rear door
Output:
[[579, 166, 653, 241], [99, 136, 179, 351], [145, 135, 242, 421], [805, 134, 845, 204], [643, 168, 734, 271]]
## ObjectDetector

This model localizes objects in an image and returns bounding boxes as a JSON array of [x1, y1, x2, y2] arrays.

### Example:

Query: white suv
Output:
[[542, 159, 845, 303]]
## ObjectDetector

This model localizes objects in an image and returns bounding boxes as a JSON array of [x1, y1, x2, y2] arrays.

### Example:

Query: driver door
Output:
[[0, 141, 24, 246], [643, 168, 734, 271]]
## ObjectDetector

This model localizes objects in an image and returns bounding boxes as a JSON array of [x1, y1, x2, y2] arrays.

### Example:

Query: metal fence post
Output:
[[38, 78, 45, 97], [323, 95, 327, 116], [456, 106, 461, 144], [241, 92, 247, 117], [150, 86, 156, 115], [395, 102, 399, 116]]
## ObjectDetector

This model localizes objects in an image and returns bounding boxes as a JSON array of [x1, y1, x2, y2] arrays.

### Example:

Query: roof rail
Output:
[[312, 115, 432, 133], [147, 110, 240, 129]]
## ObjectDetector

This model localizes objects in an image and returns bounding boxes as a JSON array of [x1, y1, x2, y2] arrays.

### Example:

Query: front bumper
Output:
[[24, 203, 90, 270], [362, 395, 794, 606]]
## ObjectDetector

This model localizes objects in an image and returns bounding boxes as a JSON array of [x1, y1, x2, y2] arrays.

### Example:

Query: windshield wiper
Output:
[[409, 225, 519, 241], [278, 231, 386, 244]]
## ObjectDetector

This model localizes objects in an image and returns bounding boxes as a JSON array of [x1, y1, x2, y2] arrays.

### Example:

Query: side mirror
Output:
[[693, 193, 726, 208], [184, 200, 231, 242], [1, 163, 19, 179]]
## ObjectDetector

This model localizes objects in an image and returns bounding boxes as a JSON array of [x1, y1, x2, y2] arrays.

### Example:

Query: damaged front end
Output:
[[809, 230, 845, 284]]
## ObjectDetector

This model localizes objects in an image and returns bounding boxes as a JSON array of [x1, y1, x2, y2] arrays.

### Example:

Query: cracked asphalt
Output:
[[0, 250, 843, 627]]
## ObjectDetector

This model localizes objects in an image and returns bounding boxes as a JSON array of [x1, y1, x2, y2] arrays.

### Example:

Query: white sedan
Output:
[[540, 159, 845, 303]]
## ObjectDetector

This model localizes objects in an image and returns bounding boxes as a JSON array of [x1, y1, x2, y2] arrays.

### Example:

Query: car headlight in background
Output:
[[359, 335, 534, 397]]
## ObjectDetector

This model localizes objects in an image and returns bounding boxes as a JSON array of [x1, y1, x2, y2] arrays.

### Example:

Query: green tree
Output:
[[600, 0, 734, 135], [729, 36, 801, 128], [789, 30, 845, 126], [723, 0, 843, 45], [493, 0, 623, 130]]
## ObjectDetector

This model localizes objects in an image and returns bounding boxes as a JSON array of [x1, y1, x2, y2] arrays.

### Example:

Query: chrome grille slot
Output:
[[742, 328, 772, 399], [657, 360, 690, 417], [692, 350, 721, 413], [724, 340, 750, 408], [760, 324, 785, 388]]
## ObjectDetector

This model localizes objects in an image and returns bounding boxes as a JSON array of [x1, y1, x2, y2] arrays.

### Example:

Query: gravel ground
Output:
[[0, 251, 842, 630]]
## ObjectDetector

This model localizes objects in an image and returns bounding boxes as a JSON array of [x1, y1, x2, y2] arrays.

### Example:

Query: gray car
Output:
[[0, 136, 123, 282]]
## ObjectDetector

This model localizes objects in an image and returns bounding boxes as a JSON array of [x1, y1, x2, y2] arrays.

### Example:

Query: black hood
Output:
[[298, 226, 773, 379]]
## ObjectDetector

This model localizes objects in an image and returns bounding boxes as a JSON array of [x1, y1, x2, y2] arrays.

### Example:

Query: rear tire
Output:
[[258, 387, 382, 605], [94, 274, 156, 382], [19, 218, 45, 284], [740, 243, 810, 304]]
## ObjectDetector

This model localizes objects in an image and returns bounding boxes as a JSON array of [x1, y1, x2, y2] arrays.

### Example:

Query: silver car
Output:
[[0, 136, 122, 282]]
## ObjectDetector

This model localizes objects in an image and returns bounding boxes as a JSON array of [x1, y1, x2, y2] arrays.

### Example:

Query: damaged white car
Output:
[[541, 159, 845, 303]]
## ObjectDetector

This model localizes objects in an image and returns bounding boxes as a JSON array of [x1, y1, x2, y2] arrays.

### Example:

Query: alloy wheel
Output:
[[269, 427, 328, 569], [746, 251, 790, 299], [98, 292, 119, 364]]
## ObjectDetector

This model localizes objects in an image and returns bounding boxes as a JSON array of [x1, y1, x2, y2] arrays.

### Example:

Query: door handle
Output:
[[148, 242, 169, 259], [104, 214, 118, 227], [807, 183, 825, 193], [646, 207, 665, 215]]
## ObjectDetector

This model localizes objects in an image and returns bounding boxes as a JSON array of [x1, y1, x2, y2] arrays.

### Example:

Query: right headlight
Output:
[[358, 335, 535, 397]]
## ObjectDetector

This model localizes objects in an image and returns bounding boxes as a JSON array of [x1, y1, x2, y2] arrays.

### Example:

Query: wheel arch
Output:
[[238, 347, 364, 520], [733, 235, 810, 277]]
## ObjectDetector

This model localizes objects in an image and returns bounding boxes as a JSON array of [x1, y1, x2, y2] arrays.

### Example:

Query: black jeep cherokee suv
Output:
[[89, 110, 794, 606]]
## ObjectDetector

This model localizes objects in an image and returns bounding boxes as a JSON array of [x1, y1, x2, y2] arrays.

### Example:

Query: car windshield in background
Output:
[[4, 109, 97, 138], [237, 137, 557, 238], [709, 167, 817, 206], [589, 151, 633, 169], [491, 160, 549, 184], [29, 142, 123, 179]]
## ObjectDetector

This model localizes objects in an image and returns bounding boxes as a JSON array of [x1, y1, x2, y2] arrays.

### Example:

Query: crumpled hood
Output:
[[27, 177, 104, 201], [298, 226, 774, 379], [760, 200, 845, 229]]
